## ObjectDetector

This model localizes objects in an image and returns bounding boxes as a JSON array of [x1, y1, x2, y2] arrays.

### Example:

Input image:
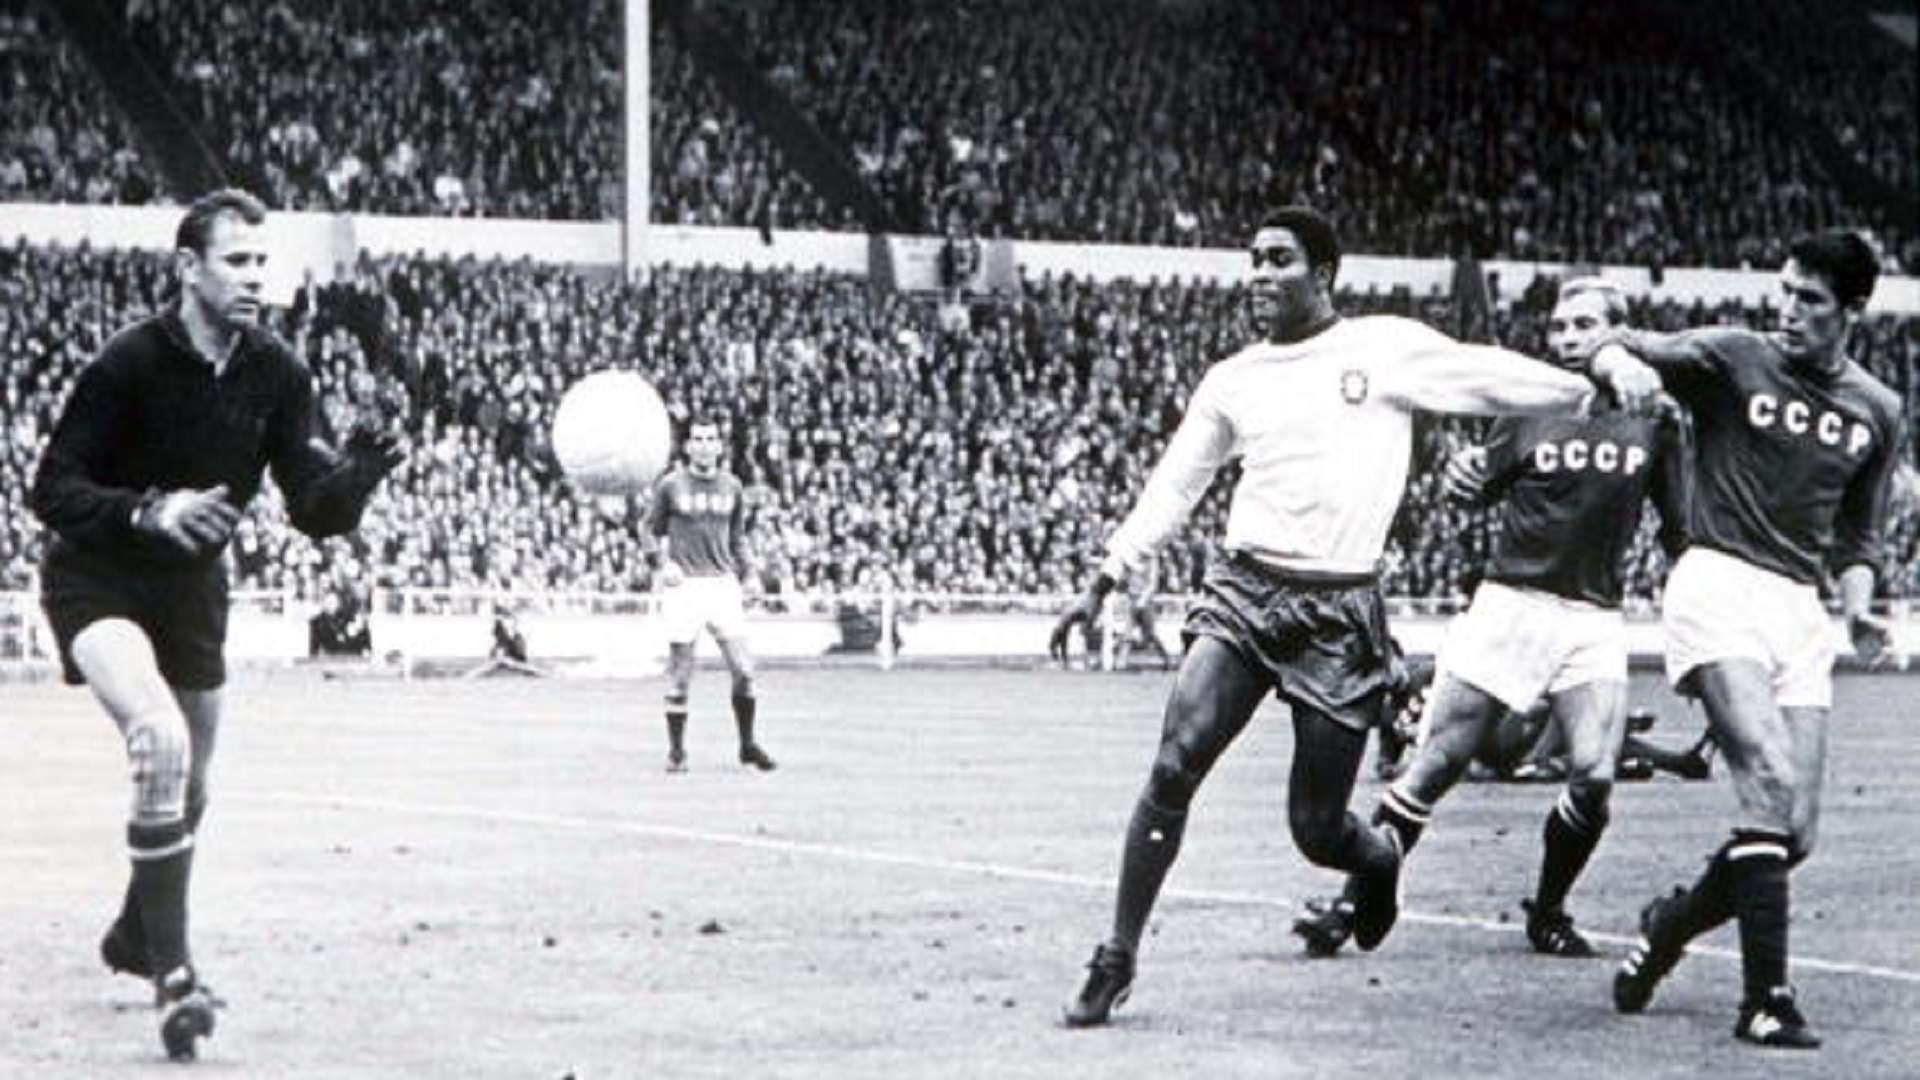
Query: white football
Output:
[[550, 370, 672, 496]]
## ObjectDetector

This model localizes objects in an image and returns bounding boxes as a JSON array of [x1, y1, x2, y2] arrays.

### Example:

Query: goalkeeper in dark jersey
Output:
[[1295, 278, 1690, 962], [28, 189, 404, 1062], [1595, 231, 1905, 1049]]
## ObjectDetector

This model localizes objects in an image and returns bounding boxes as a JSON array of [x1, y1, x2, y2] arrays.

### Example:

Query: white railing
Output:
[[1, 588, 1911, 677]]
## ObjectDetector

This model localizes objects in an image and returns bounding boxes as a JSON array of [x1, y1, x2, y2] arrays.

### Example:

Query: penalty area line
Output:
[[242, 790, 1920, 986]]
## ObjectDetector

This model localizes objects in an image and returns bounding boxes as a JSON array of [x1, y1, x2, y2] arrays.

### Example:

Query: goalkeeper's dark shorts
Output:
[[1182, 550, 1394, 734], [41, 544, 230, 690]]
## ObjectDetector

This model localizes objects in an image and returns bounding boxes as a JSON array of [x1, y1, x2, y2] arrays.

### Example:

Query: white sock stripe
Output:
[[1383, 788, 1432, 823], [128, 833, 196, 861], [1726, 841, 1790, 862], [1554, 791, 1600, 834]]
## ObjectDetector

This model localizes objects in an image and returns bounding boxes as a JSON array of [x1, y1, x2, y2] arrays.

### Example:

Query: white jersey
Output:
[[1101, 315, 1599, 578]]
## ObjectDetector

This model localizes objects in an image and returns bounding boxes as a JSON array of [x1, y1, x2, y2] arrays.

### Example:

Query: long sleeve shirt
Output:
[[1101, 315, 1599, 579], [30, 308, 379, 574]]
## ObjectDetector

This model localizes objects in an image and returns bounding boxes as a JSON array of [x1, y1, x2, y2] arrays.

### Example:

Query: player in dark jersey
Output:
[[1293, 278, 1690, 960], [645, 416, 774, 773], [1595, 231, 1905, 1049], [27, 189, 404, 1061]]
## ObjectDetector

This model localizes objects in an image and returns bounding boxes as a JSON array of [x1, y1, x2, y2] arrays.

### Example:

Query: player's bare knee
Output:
[[1563, 777, 1613, 826], [1146, 755, 1199, 812], [124, 709, 192, 825]]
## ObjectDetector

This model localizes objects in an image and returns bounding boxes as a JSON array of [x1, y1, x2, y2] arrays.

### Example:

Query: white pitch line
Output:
[[243, 791, 1920, 986]]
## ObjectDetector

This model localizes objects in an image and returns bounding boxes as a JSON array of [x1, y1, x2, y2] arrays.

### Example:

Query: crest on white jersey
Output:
[[1340, 369, 1369, 404]]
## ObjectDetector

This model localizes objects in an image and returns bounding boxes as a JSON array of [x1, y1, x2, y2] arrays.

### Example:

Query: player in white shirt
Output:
[[1059, 206, 1664, 1027]]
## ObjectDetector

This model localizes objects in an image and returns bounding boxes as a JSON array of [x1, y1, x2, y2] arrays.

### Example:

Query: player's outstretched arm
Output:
[[1380, 338, 1608, 417], [1588, 328, 1725, 408], [270, 402, 406, 539]]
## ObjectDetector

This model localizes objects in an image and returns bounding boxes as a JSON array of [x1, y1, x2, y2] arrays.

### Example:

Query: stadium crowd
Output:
[[9, 1, 1912, 272], [0, 3, 156, 206], [5, 241, 1916, 609]]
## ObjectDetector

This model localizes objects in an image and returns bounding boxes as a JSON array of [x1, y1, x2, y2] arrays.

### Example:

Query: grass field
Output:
[[4, 666, 1917, 1078]]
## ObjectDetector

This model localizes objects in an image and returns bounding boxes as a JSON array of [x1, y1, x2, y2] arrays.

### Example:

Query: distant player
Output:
[[648, 416, 774, 773], [1049, 561, 1173, 671], [1598, 231, 1904, 1048], [1294, 278, 1690, 960], [1054, 206, 1664, 1027], [27, 189, 403, 1061]]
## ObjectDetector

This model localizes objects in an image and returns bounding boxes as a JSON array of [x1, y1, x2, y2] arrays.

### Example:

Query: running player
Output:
[[648, 416, 775, 773], [1293, 277, 1690, 960], [1056, 207, 1665, 1027], [1598, 230, 1904, 1048], [27, 189, 404, 1061]]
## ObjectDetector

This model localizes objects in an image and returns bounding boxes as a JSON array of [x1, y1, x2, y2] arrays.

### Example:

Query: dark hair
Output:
[[685, 413, 723, 435], [1259, 205, 1341, 288], [1787, 229, 1879, 310], [175, 188, 268, 255]]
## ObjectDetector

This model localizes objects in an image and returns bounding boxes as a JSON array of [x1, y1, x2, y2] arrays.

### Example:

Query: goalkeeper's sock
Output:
[[733, 693, 757, 751], [665, 707, 687, 756]]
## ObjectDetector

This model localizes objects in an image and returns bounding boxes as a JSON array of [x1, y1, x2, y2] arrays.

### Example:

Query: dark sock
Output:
[[1728, 831, 1792, 1003], [1376, 786, 1430, 857], [733, 694, 757, 749], [666, 710, 687, 754], [1111, 796, 1188, 955], [1536, 789, 1608, 911], [1666, 840, 1745, 943], [128, 820, 193, 976]]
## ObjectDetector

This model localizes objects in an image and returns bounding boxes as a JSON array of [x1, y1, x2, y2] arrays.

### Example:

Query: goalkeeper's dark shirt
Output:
[[29, 308, 373, 576], [1480, 410, 1687, 609], [1654, 328, 1904, 585]]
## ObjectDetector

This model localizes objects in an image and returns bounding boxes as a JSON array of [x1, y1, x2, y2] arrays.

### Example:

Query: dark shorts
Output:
[[1183, 552, 1394, 733], [41, 551, 229, 690]]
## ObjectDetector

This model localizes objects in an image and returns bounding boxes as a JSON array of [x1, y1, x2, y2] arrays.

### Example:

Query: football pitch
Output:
[[5, 666, 1916, 1078]]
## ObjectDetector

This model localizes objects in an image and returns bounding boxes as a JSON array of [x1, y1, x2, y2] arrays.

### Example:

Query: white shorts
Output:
[[1437, 581, 1628, 715], [661, 575, 748, 645], [1663, 547, 1837, 709]]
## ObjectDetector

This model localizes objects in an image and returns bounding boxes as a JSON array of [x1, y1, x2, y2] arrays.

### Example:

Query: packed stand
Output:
[[130, 0, 623, 219], [1694, 0, 1916, 220], [0, 2, 162, 206], [0, 0, 1882, 268], [3, 242, 1916, 609], [673, 0, 1913, 268]]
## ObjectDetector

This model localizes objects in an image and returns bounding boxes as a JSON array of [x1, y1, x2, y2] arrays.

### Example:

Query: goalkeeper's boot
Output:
[[1063, 942, 1134, 1027], [156, 965, 219, 1062], [739, 743, 777, 772]]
